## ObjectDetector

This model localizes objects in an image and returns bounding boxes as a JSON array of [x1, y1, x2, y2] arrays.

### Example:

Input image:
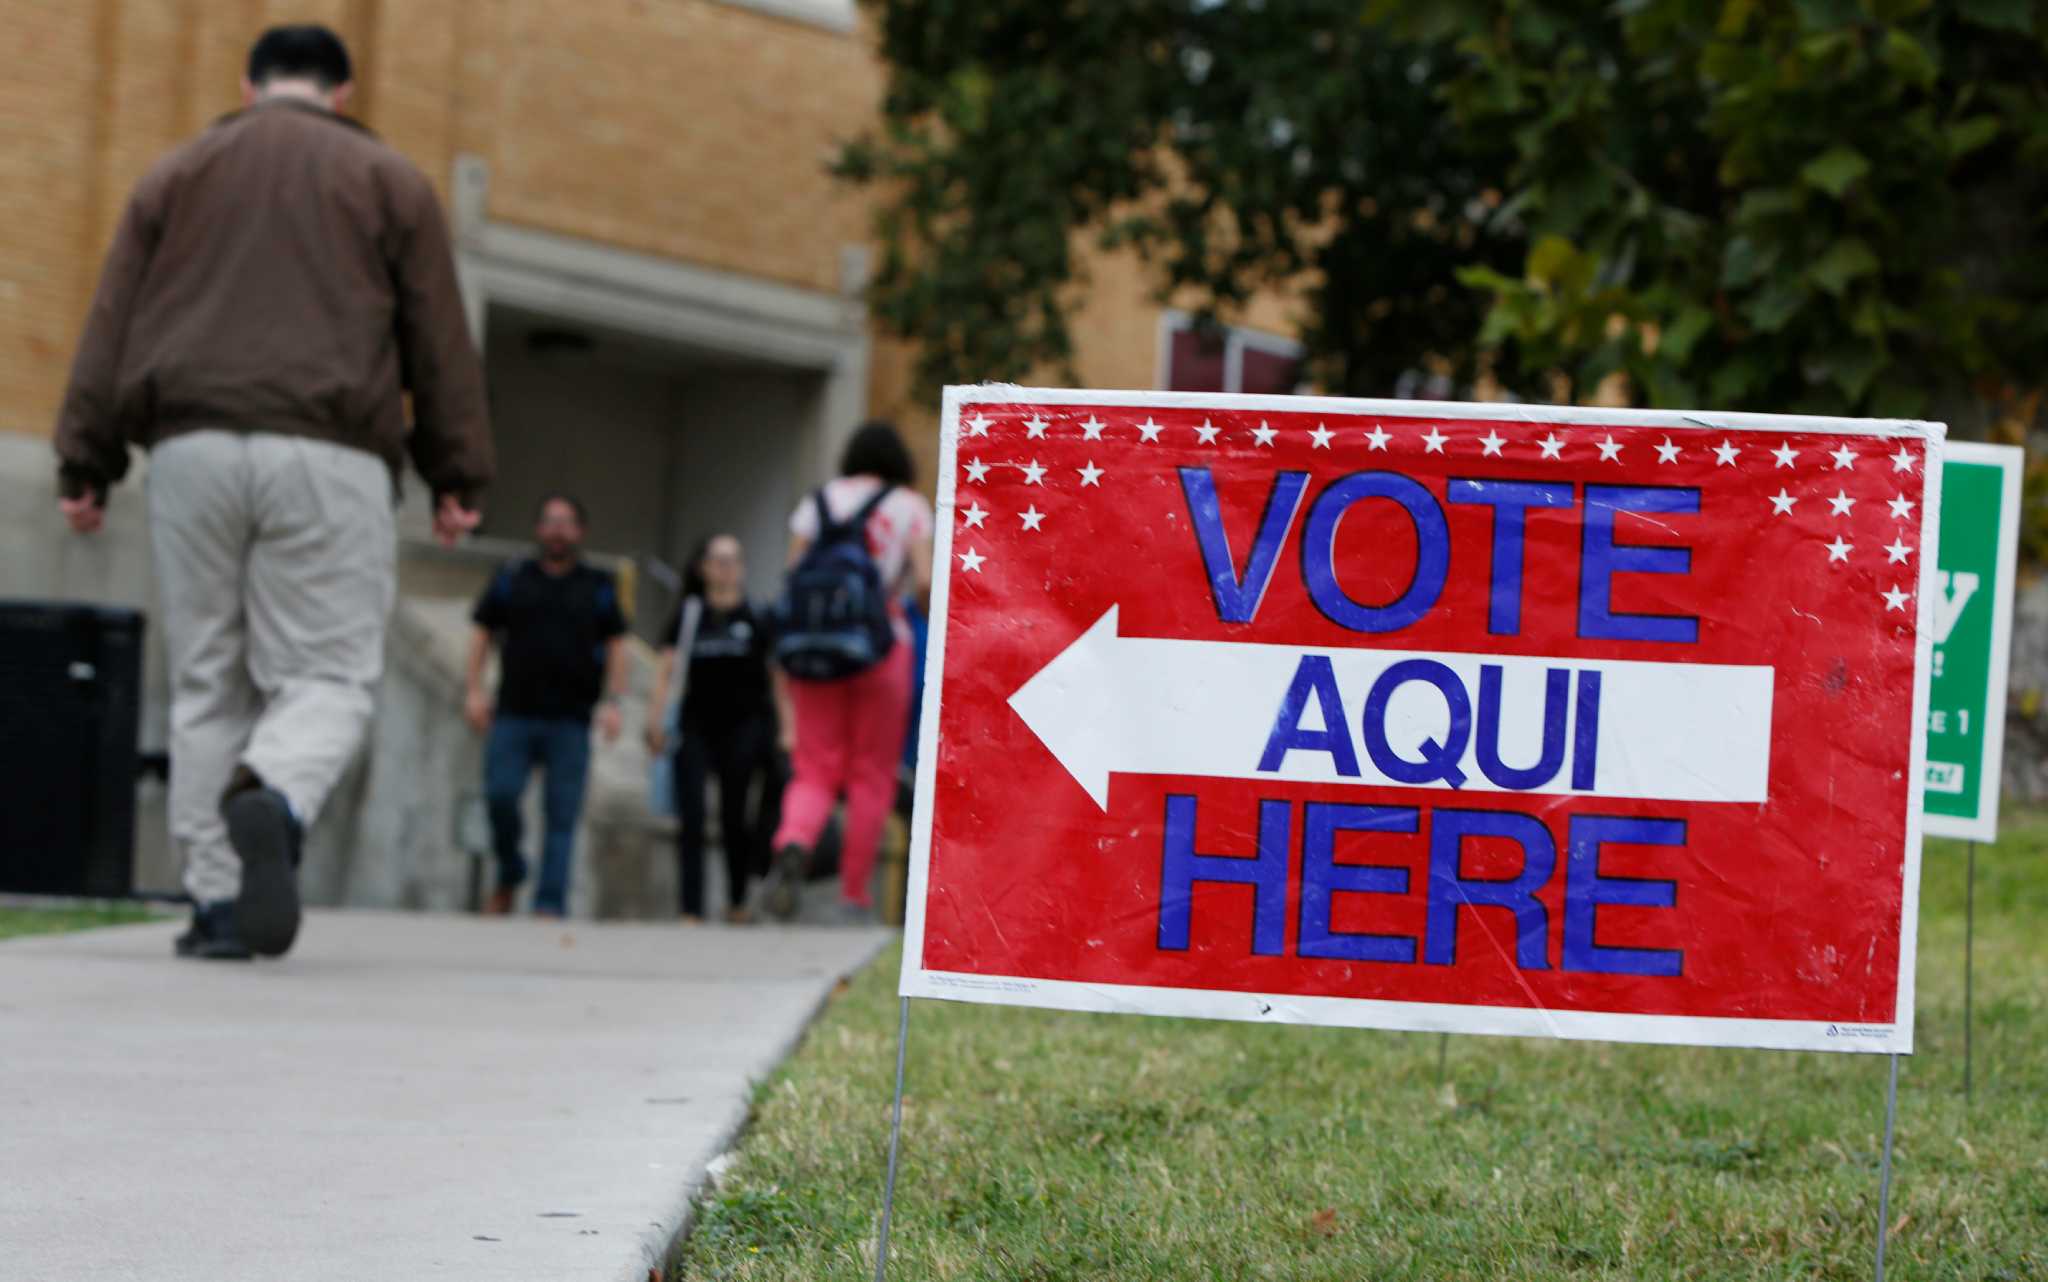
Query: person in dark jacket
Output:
[[465, 495, 629, 918], [51, 24, 494, 961], [646, 535, 791, 923]]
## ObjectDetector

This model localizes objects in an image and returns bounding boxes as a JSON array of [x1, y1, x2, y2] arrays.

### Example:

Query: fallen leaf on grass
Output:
[[1310, 1208, 1339, 1237]]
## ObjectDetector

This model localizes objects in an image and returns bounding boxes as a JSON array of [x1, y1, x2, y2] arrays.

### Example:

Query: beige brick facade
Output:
[[1, 0, 1299, 488]]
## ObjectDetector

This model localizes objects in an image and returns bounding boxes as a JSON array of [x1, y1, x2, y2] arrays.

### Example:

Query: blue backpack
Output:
[[773, 485, 897, 680]]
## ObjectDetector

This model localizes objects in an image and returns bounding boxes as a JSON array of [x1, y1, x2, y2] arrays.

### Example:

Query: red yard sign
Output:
[[901, 389, 1942, 1053]]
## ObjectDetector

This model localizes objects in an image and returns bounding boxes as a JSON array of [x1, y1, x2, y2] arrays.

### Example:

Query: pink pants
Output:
[[773, 642, 913, 907]]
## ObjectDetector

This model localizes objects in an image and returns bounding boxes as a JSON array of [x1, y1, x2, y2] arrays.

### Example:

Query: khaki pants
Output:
[[149, 431, 396, 903]]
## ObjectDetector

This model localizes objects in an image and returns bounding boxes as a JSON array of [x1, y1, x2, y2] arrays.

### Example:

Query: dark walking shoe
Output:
[[761, 843, 810, 921], [223, 786, 303, 958], [482, 886, 517, 916], [174, 902, 252, 961]]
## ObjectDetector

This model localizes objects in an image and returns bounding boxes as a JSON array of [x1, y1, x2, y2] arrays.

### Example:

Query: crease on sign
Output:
[[1084, 982, 1166, 1017], [1664, 758, 1740, 804], [1685, 832, 1746, 900], [1431, 867, 1567, 1040], [975, 895, 1015, 954]]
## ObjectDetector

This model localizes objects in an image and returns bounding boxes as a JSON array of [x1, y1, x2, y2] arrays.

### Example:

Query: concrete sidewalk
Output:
[[0, 911, 888, 1282]]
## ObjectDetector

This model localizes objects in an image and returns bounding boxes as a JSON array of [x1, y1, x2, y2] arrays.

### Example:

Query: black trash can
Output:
[[0, 600, 144, 898]]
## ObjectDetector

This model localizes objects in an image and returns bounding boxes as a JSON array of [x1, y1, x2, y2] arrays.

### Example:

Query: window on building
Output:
[[1158, 310, 1305, 394]]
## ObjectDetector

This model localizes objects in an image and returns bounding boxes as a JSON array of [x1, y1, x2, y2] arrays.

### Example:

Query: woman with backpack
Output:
[[763, 421, 933, 924], [646, 533, 789, 924]]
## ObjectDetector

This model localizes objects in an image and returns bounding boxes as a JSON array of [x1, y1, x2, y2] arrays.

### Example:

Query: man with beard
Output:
[[465, 494, 627, 916]]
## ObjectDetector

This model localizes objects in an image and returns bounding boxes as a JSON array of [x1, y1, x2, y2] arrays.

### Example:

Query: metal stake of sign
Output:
[[1874, 1054, 1900, 1282], [1436, 1032, 1449, 1084], [874, 997, 912, 1282], [1964, 841, 1977, 1105]]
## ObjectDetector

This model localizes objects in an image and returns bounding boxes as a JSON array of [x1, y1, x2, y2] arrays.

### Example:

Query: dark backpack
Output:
[[772, 485, 897, 680]]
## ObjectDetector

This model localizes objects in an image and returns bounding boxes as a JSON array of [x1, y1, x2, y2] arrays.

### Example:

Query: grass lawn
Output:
[[0, 902, 159, 941], [669, 824, 2045, 1281]]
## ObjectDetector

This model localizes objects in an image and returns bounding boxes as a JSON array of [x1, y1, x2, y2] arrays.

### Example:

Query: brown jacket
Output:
[[54, 98, 493, 504]]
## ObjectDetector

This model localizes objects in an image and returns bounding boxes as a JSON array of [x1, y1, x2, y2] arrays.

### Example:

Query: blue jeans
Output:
[[483, 715, 593, 914]]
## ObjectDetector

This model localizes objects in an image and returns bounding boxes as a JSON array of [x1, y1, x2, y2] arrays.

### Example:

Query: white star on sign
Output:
[[1826, 536, 1854, 563], [1422, 427, 1448, 454], [964, 458, 990, 483], [1078, 416, 1105, 440], [1891, 447, 1916, 473], [1137, 418, 1164, 442], [1772, 442, 1798, 468], [1251, 422, 1278, 447], [958, 547, 985, 573], [1020, 459, 1047, 485], [1479, 429, 1506, 457], [1883, 585, 1912, 611], [961, 502, 988, 528], [1828, 491, 1856, 517], [1308, 424, 1333, 449], [1077, 461, 1103, 487], [1885, 538, 1913, 564], [1019, 505, 1045, 532], [1830, 444, 1857, 470], [1714, 440, 1741, 466], [1539, 433, 1565, 460], [1888, 494, 1915, 520], [1769, 490, 1796, 515], [1195, 421, 1221, 444], [965, 414, 992, 437], [1597, 435, 1623, 462], [1365, 426, 1391, 451], [1024, 416, 1050, 439], [1654, 438, 1680, 464]]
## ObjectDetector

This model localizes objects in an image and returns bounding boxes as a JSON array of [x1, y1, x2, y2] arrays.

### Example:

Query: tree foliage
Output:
[[1413, 0, 2048, 426], [839, 0, 2048, 432], [834, 2, 1519, 398]]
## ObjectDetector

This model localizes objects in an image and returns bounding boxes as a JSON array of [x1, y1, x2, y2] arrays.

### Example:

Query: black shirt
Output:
[[663, 598, 774, 731], [473, 559, 627, 720]]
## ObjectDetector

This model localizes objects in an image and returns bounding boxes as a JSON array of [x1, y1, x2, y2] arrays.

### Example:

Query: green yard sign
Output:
[[1924, 442, 2023, 841]]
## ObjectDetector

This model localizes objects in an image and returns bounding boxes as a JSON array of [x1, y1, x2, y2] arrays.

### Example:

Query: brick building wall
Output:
[[3, 0, 1301, 487], [0, 0, 1313, 911]]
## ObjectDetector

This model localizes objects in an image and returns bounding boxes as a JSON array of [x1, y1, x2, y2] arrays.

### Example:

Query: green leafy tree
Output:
[[841, 1, 2048, 437], [834, 2, 1523, 398], [1414, 0, 2048, 427]]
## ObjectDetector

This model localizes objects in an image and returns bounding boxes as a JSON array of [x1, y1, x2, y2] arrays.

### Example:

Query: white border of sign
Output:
[[1923, 441, 2023, 843], [900, 387, 1945, 1056]]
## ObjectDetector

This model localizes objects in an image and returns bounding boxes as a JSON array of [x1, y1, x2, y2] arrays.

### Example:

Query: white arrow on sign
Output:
[[1006, 606, 1774, 811]]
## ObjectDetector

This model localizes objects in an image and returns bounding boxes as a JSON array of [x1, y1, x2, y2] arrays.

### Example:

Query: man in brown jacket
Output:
[[53, 24, 494, 961]]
